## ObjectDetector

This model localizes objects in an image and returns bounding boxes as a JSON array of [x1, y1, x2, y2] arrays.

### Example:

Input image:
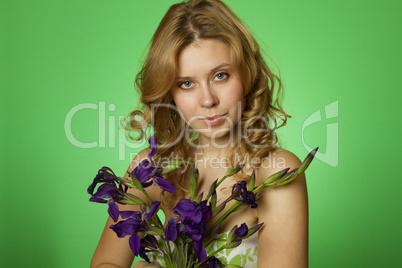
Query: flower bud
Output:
[[298, 147, 318, 174], [263, 168, 290, 185], [160, 160, 185, 175], [224, 164, 244, 178], [244, 222, 264, 239]]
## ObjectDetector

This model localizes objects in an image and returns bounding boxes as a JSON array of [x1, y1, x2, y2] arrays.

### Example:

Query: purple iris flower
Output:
[[168, 199, 211, 261], [235, 223, 249, 238], [110, 203, 161, 257], [138, 235, 160, 263], [232, 181, 258, 208], [110, 217, 147, 238], [139, 245, 150, 263], [130, 159, 156, 188], [173, 199, 211, 225], [130, 136, 176, 193], [89, 181, 127, 222], [110, 215, 148, 256], [202, 256, 224, 268], [89, 182, 117, 203], [87, 166, 116, 195]]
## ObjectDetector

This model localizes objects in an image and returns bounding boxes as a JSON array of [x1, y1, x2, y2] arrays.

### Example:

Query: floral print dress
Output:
[[148, 231, 258, 267], [205, 231, 258, 268]]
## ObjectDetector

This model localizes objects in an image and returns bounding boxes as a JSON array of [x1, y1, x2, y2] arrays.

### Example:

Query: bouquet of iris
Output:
[[88, 136, 317, 267]]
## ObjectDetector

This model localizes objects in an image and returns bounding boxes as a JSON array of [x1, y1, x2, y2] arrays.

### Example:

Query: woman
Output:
[[91, 0, 308, 267]]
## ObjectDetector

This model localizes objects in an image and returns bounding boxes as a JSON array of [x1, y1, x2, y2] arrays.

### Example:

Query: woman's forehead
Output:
[[176, 39, 232, 76]]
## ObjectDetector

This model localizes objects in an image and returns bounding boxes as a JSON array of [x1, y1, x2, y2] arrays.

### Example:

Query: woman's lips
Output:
[[202, 115, 226, 126]]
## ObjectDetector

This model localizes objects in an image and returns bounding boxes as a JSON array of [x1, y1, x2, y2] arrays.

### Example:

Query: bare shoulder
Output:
[[256, 148, 303, 183], [256, 148, 309, 267], [255, 147, 307, 210]]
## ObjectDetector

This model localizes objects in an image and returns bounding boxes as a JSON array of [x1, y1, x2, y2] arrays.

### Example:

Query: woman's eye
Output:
[[179, 81, 194, 89], [215, 73, 228, 81]]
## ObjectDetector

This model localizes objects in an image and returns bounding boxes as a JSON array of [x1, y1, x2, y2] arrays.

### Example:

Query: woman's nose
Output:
[[199, 83, 219, 108]]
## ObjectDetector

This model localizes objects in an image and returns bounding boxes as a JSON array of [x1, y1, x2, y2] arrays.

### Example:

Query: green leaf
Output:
[[117, 176, 136, 188], [211, 202, 226, 217], [118, 199, 139, 205], [195, 192, 203, 203], [225, 247, 235, 256], [219, 256, 228, 266], [210, 192, 217, 209], [127, 173, 144, 191], [205, 224, 222, 245], [189, 164, 198, 201], [228, 255, 242, 267], [206, 179, 218, 200], [226, 225, 237, 244], [144, 226, 165, 236], [123, 193, 145, 205], [215, 233, 227, 249]]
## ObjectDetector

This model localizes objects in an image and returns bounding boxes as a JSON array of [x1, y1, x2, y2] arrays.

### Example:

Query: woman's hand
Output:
[[133, 261, 162, 268]]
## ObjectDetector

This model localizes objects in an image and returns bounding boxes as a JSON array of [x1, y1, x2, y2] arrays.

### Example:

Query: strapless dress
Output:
[[148, 230, 258, 267]]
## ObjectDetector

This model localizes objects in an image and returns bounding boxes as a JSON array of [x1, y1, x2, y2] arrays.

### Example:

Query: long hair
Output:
[[126, 0, 290, 207]]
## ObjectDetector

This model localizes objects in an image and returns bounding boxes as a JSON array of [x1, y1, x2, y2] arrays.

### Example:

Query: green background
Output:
[[1, 0, 401, 267]]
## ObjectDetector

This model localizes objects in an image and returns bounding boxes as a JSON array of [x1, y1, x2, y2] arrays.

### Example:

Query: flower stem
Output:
[[141, 188, 152, 204], [216, 175, 228, 188], [206, 201, 242, 246]]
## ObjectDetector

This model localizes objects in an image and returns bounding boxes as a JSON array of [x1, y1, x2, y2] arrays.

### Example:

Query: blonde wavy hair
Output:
[[126, 0, 290, 207]]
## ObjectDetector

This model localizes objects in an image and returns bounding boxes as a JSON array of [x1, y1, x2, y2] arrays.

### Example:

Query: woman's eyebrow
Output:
[[176, 63, 232, 80], [210, 63, 232, 73]]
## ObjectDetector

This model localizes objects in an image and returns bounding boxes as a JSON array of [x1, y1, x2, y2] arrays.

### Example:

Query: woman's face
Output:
[[171, 39, 245, 144]]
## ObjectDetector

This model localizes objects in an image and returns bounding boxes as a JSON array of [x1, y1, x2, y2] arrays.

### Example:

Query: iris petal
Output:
[[154, 177, 176, 193], [144, 201, 161, 220], [165, 218, 179, 241], [92, 183, 117, 199], [194, 240, 207, 261], [89, 196, 108, 203], [108, 199, 119, 222], [148, 136, 157, 158], [119, 210, 142, 219], [129, 234, 141, 256]]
